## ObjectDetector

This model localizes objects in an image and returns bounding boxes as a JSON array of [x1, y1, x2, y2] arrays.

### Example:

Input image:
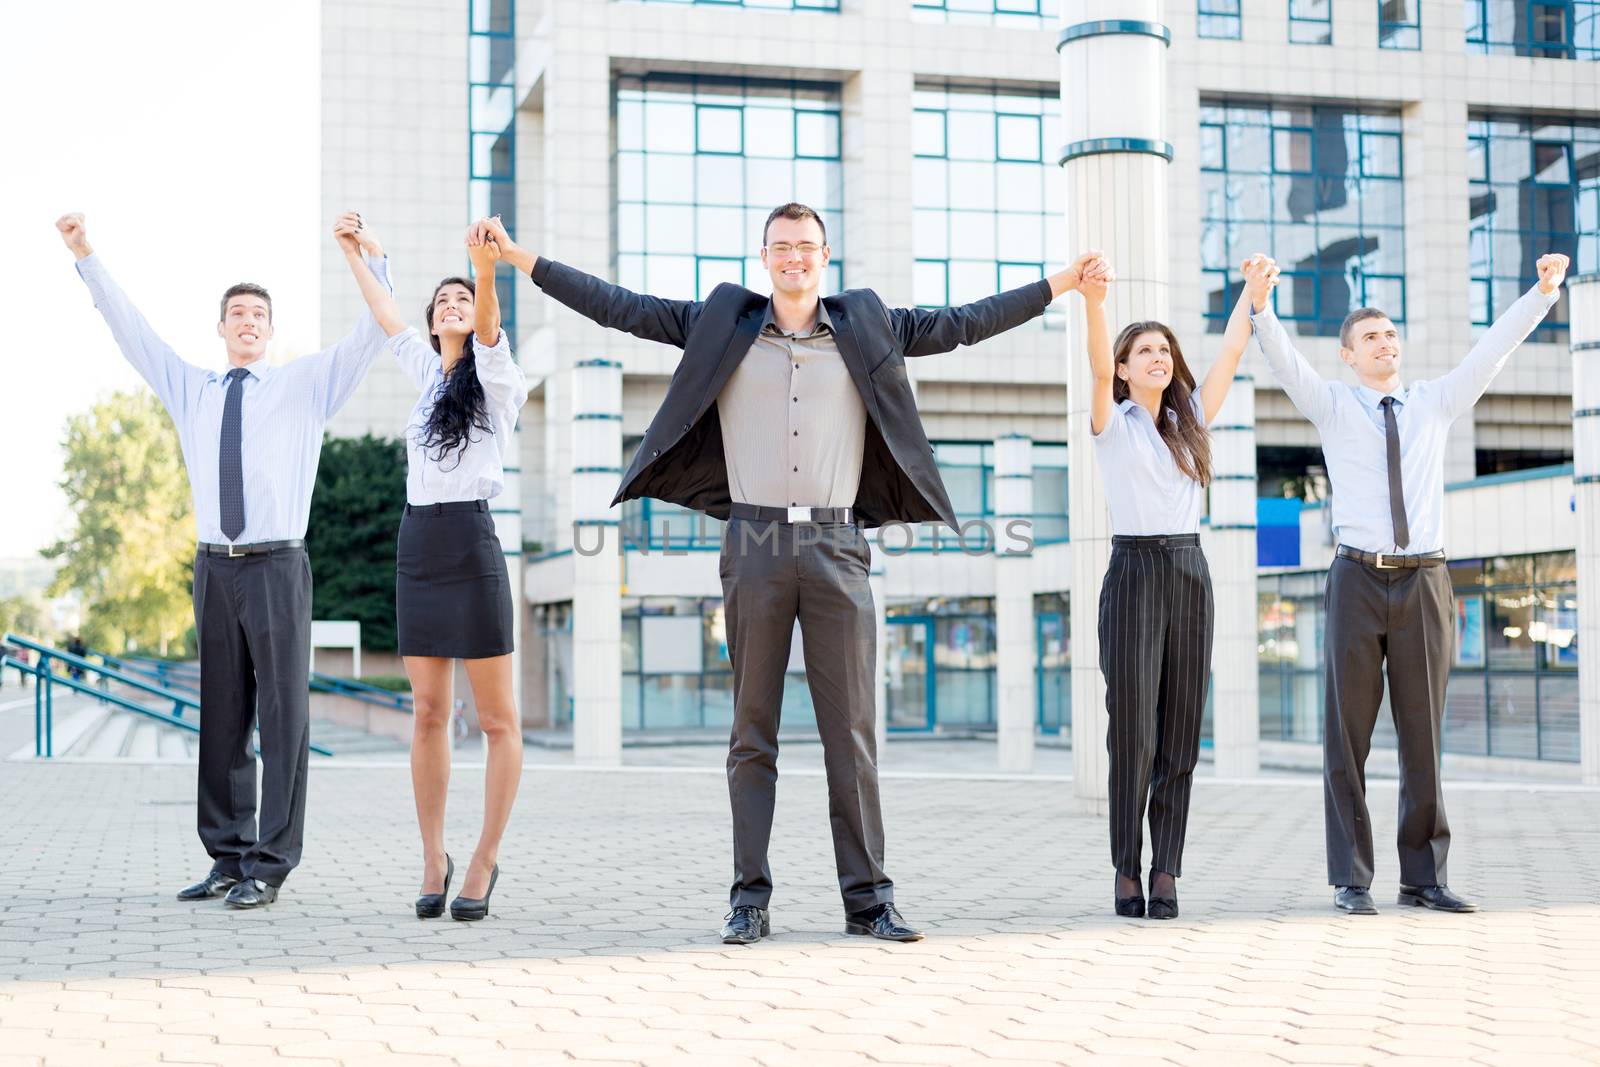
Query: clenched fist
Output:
[[56, 213, 93, 260], [1537, 252, 1570, 296]]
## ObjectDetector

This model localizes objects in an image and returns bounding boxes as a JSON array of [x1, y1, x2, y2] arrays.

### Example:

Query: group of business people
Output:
[[58, 201, 1568, 938]]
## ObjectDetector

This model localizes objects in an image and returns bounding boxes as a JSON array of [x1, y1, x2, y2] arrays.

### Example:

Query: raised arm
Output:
[[334, 211, 406, 338], [1197, 286, 1255, 425], [891, 251, 1104, 358], [470, 216, 701, 349], [1075, 256, 1116, 436], [468, 235, 503, 347], [1244, 254, 1336, 428], [1434, 253, 1568, 422], [302, 213, 394, 419], [57, 213, 206, 417]]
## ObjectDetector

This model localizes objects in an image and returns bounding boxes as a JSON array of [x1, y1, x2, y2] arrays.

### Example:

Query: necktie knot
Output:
[[227, 367, 250, 383], [1380, 396, 1394, 410]]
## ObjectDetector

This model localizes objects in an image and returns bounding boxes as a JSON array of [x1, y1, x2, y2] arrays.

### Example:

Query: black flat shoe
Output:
[[1114, 874, 1145, 917], [844, 903, 923, 942], [1398, 884, 1478, 913], [720, 905, 770, 945], [416, 854, 453, 919], [1146, 870, 1178, 920], [1334, 886, 1378, 915], [177, 870, 240, 901], [450, 864, 498, 921], [224, 878, 278, 909]]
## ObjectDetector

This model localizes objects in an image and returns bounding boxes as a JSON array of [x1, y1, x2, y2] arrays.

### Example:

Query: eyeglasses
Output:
[[766, 242, 824, 257]]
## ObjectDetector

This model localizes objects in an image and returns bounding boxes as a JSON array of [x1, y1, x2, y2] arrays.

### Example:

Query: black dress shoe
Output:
[[1147, 871, 1178, 920], [1334, 886, 1378, 915], [844, 903, 924, 942], [177, 871, 240, 901], [224, 878, 279, 909], [720, 905, 770, 945], [1398, 884, 1478, 912], [1114, 874, 1145, 918], [416, 854, 453, 919], [450, 864, 498, 921]]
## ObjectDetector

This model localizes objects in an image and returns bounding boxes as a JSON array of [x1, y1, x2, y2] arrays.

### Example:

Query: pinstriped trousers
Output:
[[1097, 534, 1215, 880]]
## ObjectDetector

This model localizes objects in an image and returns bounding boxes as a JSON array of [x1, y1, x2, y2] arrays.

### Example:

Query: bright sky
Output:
[[0, 1, 320, 559]]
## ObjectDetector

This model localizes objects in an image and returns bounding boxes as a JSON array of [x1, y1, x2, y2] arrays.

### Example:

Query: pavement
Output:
[[2, 701, 1599, 1066]]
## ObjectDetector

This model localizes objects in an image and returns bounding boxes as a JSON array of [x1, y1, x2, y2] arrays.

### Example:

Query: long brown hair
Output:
[[1112, 321, 1212, 487]]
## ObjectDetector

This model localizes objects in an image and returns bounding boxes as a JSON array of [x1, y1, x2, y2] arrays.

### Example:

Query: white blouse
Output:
[[1090, 395, 1205, 536], [390, 327, 527, 506]]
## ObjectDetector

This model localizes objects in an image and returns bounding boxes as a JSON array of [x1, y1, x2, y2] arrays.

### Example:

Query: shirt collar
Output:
[[760, 299, 832, 337], [219, 358, 273, 384], [1356, 382, 1407, 410]]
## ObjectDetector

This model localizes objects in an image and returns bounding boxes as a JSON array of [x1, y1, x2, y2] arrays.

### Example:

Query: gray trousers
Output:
[[721, 518, 893, 913], [1323, 555, 1453, 889], [192, 547, 313, 887]]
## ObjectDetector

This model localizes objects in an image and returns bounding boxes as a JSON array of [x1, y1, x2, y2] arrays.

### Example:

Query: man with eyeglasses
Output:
[[472, 205, 1100, 944]]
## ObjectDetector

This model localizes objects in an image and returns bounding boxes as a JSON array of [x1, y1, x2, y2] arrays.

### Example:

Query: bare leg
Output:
[[460, 653, 521, 897], [406, 656, 454, 894]]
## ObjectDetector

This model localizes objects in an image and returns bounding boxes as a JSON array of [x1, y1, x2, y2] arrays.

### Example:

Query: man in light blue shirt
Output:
[[1245, 250, 1569, 916], [57, 211, 392, 909]]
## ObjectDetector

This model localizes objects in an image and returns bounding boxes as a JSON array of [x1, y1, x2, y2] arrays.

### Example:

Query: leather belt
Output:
[[729, 503, 854, 525], [198, 539, 306, 558], [1337, 545, 1446, 570]]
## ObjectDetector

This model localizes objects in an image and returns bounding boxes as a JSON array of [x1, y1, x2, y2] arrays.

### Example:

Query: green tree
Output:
[[306, 434, 407, 653], [45, 391, 195, 655], [0, 593, 49, 642]]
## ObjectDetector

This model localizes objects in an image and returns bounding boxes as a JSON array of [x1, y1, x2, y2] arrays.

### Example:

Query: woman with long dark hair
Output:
[[1076, 256, 1266, 920], [336, 213, 526, 921]]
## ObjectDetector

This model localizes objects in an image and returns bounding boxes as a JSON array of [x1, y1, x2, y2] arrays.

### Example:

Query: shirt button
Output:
[[793, 397, 798, 402], [793, 431, 798, 437], [793, 466, 798, 472]]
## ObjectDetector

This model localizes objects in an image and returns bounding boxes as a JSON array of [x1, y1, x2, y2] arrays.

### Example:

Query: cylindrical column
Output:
[[571, 359, 623, 766], [993, 435, 1037, 772], [495, 420, 525, 740], [1570, 274, 1600, 786], [1206, 374, 1259, 778], [1059, 2, 1172, 807]]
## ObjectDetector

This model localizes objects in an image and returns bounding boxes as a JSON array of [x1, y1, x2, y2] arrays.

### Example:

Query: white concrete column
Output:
[[1059, 2, 1172, 807], [994, 435, 1037, 772], [1206, 374, 1259, 778], [1570, 274, 1600, 786], [571, 359, 623, 766], [493, 421, 524, 731]]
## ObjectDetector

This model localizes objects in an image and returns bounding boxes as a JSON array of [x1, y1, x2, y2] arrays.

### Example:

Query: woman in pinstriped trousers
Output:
[[1074, 257, 1263, 919]]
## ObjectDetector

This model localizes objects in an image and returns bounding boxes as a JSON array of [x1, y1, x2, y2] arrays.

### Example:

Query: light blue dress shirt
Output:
[[1249, 286, 1557, 554], [76, 253, 393, 545], [1091, 395, 1205, 536]]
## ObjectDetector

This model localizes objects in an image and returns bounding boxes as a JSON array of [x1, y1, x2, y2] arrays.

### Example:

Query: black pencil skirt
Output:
[[395, 500, 514, 660]]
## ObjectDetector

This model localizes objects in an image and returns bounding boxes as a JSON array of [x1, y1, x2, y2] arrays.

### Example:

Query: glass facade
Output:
[[1466, 0, 1600, 59], [1468, 113, 1599, 340], [911, 0, 1057, 27], [912, 82, 1066, 330], [1259, 551, 1579, 762], [469, 0, 518, 337], [615, 73, 844, 300], [1288, 0, 1333, 43], [1379, 0, 1422, 48], [887, 599, 999, 730], [1200, 100, 1406, 337], [1035, 592, 1070, 733], [1198, 0, 1243, 38], [636, 0, 838, 8]]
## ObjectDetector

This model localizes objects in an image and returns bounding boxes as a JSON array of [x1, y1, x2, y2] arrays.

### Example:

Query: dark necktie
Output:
[[219, 367, 249, 541], [1380, 396, 1409, 550]]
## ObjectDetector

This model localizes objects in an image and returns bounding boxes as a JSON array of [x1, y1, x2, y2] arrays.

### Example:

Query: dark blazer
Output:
[[531, 258, 1053, 529]]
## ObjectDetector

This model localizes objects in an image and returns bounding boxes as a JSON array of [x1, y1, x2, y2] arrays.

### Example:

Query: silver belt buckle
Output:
[[1373, 552, 1396, 570], [787, 506, 812, 523], [227, 542, 244, 558]]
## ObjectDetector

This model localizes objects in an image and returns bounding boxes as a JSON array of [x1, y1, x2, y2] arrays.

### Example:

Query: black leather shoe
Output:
[[720, 905, 770, 945], [224, 878, 279, 909], [177, 871, 240, 901], [416, 854, 453, 919], [844, 903, 924, 942], [1334, 886, 1378, 915], [1398, 884, 1478, 913], [450, 864, 498, 921], [1114, 874, 1145, 918], [1147, 871, 1178, 920]]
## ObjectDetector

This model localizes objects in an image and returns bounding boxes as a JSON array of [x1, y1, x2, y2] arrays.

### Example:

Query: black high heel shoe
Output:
[[450, 863, 499, 921], [1114, 873, 1146, 918], [416, 854, 453, 919], [1147, 869, 1178, 920]]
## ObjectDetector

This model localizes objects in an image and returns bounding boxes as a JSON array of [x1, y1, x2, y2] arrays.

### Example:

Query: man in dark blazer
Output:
[[474, 207, 1096, 943]]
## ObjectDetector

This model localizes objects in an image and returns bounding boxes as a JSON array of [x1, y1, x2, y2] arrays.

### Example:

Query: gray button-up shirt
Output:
[[716, 300, 867, 509]]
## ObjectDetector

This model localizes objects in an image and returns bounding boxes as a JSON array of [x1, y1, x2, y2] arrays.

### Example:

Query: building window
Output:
[[912, 82, 1066, 330], [469, 0, 517, 338], [1198, 0, 1243, 38], [1466, 0, 1600, 59], [912, 0, 1058, 27], [1379, 0, 1421, 48], [631, 0, 839, 8], [1201, 101, 1406, 337], [615, 74, 844, 300], [1469, 114, 1598, 341], [1288, 0, 1332, 43]]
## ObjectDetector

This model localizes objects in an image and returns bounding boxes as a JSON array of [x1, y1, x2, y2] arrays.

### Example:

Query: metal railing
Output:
[[310, 672, 414, 713]]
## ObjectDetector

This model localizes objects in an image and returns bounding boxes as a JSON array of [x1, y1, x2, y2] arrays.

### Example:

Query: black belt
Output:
[[1337, 545, 1446, 570], [1112, 534, 1200, 548], [198, 538, 305, 558], [729, 503, 854, 525], [405, 499, 489, 515]]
